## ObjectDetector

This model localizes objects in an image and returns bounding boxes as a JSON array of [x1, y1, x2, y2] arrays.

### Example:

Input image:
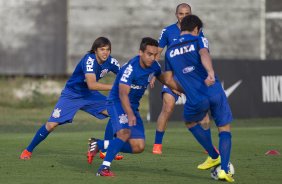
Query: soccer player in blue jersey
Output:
[[152, 3, 214, 155], [20, 37, 123, 161], [164, 15, 234, 182], [87, 37, 181, 176]]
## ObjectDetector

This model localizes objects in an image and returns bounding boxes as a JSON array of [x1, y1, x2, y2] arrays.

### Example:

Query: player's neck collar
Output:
[[176, 22, 181, 30]]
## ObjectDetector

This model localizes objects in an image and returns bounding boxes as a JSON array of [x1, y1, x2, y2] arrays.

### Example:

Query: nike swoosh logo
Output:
[[222, 80, 242, 97]]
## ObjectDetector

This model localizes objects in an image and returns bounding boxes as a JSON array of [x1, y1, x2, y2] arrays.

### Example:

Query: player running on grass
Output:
[[151, 3, 217, 155], [164, 15, 234, 182], [87, 37, 182, 176], [20, 37, 123, 161]]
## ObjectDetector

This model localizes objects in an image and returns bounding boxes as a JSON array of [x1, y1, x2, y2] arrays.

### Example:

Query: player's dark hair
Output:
[[89, 37, 111, 53], [176, 3, 191, 13], [139, 37, 158, 52], [180, 15, 203, 32]]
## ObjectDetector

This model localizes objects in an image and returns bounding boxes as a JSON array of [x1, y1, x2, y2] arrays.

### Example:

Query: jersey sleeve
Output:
[[199, 29, 205, 37], [110, 57, 121, 74], [119, 64, 134, 86], [198, 36, 209, 51], [154, 61, 162, 77], [164, 53, 173, 72], [83, 55, 96, 74], [158, 28, 169, 48]]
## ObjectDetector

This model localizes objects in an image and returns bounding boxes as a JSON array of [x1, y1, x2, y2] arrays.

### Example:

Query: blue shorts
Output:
[[48, 89, 108, 124], [183, 93, 233, 127], [106, 100, 145, 139], [161, 85, 179, 102]]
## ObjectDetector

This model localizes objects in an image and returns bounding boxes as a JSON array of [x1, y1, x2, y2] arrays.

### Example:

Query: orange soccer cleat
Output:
[[152, 144, 163, 154], [99, 151, 124, 160], [96, 167, 115, 177], [19, 149, 32, 160]]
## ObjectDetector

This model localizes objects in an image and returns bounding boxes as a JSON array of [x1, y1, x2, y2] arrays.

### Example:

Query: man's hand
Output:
[[127, 112, 136, 126], [172, 89, 182, 96], [199, 48, 216, 87], [149, 76, 156, 88], [204, 73, 215, 86]]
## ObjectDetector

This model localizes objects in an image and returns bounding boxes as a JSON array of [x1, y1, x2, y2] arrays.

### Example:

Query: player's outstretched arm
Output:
[[156, 47, 164, 61], [199, 48, 215, 86], [85, 73, 112, 91], [157, 71, 183, 94], [119, 83, 136, 126]]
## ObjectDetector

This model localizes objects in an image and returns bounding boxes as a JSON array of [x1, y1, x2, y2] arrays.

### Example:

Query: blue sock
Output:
[[219, 131, 232, 173], [101, 119, 114, 152], [204, 128, 211, 139], [120, 142, 133, 153], [189, 124, 219, 159], [26, 124, 50, 152], [99, 138, 125, 171], [104, 119, 113, 140], [204, 128, 215, 149], [154, 130, 165, 144]]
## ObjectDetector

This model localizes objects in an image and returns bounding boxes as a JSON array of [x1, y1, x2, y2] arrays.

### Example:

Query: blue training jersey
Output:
[[159, 22, 204, 48], [65, 53, 120, 96], [165, 34, 224, 106], [108, 55, 161, 110]]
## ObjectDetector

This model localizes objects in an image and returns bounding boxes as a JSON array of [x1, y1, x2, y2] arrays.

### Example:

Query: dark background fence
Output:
[[149, 60, 282, 120]]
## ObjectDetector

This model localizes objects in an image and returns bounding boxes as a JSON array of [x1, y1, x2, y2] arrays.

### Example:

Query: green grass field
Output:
[[1, 118, 282, 184], [1, 77, 282, 184]]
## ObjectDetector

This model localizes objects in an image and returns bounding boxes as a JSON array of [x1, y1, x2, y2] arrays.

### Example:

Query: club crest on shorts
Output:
[[119, 114, 128, 124], [52, 108, 61, 118]]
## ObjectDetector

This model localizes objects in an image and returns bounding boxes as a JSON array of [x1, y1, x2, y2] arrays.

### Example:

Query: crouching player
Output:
[[20, 37, 123, 161], [87, 37, 181, 176]]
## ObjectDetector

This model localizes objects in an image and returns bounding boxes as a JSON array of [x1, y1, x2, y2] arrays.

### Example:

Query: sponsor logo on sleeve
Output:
[[158, 29, 166, 41], [201, 37, 209, 48], [121, 64, 133, 82], [86, 57, 94, 71], [111, 58, 120, 68]]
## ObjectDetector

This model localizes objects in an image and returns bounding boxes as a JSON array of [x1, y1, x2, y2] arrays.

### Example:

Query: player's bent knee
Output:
[[185, 121, 197, 129], [45, 122, 59, 132], [130, 139, 145, 153], [218, 123, 231, 132], [133, 144, 145, 153], [200, 114, 210, 124], [116, 129, 131, 141], [137, 143, 145, 153]]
